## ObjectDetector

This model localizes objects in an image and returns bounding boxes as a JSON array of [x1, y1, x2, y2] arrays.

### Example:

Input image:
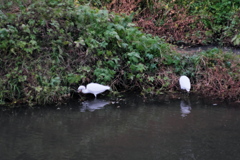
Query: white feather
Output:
[[78, 83, 110, 97], [179, 76, 191, 92]]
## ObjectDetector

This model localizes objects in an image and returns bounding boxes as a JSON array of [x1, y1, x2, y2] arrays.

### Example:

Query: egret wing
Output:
[[86, 83, 110, 92]]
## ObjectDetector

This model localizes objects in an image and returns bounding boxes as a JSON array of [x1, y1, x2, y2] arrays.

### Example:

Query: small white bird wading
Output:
[[179, 76, 191, 92], [77, 83, 111, 98]]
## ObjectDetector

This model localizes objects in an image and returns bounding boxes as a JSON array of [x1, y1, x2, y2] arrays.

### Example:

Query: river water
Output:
[[0, 94, 240, 160]]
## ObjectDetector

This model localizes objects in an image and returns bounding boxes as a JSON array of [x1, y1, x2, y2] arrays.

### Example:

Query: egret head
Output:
[[77, 85, 85, 93]]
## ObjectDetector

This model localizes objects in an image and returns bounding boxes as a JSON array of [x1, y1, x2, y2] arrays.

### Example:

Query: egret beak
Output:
[[77, 89, 82, 93]]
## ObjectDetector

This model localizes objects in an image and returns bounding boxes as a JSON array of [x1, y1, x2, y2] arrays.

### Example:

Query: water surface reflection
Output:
[[180, 99, 191, 117], [0, 96, 240, 160], [80, 99, 110, 112]]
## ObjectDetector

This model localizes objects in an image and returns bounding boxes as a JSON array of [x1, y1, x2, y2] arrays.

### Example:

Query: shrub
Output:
[[0, 0, 171, 106], [96, 0, 240, 46], [0, 0, 239, 106]]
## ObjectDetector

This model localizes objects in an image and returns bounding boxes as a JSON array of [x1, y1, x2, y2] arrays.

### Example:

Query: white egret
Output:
[[179, 75, 191, 92], [77, 83, 111, 98]]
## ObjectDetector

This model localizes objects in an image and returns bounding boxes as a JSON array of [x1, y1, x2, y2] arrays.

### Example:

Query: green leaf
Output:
[[127, 52, 141, 63]]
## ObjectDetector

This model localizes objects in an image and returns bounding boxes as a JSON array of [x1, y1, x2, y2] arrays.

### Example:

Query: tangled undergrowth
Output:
[[0, 0, 239, 107], [194, 50, 240, 100], [105, 0, 240, 46], [143, 49, 240, 101]]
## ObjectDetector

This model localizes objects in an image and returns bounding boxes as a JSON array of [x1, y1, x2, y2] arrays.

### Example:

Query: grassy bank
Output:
[[79, 0, 240, 46], [0, 0, 239, 107]]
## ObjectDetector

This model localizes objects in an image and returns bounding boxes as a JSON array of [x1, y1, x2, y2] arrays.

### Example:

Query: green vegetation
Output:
[[0, 0, 239, 107], [95, 0, 240, 46]]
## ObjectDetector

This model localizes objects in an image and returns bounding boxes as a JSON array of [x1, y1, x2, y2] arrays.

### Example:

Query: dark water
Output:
[[0, 95, 240, 160]]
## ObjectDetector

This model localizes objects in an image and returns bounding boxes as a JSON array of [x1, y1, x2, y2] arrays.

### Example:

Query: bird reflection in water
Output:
[[80, 99, 110, 112], [180, 99, 191, 117]]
